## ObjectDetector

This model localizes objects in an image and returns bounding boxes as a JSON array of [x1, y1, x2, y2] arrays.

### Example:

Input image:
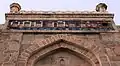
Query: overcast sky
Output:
[[0, 0, 119, 24]]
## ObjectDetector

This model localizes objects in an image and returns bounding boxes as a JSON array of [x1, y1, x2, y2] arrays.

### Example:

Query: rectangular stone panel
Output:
[[22, 33, 35, 44]]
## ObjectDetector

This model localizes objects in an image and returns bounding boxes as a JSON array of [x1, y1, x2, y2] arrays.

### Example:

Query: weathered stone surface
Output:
[[114, 46, 120, 56], [111, 62, 120, 66], [35, 51, 92, 66], [0, 2, 120, 66], [3, 63, 15, 66], [0, 52, 5, 62], [8, 41, 20, 51], [1, 32, 120, 66]]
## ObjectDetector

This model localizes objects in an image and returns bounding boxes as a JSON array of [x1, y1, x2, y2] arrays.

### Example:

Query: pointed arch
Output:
[[17, 34, 110, 66], [27, 42, 99, 66]]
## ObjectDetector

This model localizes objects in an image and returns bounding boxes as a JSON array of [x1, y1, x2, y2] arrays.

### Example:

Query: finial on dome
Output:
[[96, 3, 107, 12], [10, 3, 21, 13]]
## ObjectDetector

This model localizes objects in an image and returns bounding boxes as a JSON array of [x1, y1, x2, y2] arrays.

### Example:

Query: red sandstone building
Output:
[[0, 3, 120, 66]]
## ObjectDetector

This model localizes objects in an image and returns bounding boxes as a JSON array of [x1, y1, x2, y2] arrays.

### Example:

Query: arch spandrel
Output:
[[17, 34, 110, 66]]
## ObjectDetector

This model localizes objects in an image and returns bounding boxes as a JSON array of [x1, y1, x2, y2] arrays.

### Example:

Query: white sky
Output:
[[0, 0, 120, 24]]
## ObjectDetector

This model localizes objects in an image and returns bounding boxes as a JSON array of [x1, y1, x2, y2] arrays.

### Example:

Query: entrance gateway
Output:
[[0, 3, 120, 66]]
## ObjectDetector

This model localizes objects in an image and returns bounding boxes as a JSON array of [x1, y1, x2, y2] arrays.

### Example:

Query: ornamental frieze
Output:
[[6, 14, 114, 19]]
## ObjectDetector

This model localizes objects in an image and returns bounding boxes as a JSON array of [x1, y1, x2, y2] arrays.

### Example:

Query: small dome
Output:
[[96, 3, 107, 12], [10, 3, 21, 12]]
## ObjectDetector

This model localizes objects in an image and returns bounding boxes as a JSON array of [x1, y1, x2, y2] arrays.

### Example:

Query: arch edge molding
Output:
[[17, 34, 109, 66]]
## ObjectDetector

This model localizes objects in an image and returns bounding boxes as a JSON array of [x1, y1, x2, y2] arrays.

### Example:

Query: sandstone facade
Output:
[[0, 3, 120, 66]]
